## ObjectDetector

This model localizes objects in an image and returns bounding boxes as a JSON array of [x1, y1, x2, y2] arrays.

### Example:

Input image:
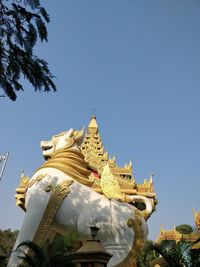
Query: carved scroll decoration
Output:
[[33, 180, 73, 245], [114, 209, 145, 267]]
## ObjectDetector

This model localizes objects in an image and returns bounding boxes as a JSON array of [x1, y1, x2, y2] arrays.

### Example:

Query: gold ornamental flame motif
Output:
[[101, 163, 124, 200]]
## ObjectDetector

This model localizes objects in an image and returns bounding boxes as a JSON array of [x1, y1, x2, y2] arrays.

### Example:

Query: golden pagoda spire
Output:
[[80, 116, 107, 174], [88, 116, 98, 134]]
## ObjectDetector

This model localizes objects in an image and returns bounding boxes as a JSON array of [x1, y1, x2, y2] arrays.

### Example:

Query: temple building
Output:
[[155, 209, 200, 249], [150, 209, 200, 267], [80, 116, 157, 218]]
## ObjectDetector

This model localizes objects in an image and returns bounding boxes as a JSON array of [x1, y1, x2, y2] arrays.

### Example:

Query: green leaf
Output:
[[0, 79, 17, 101], [40, 7, 50, 23], [36, 17, 48, 42]]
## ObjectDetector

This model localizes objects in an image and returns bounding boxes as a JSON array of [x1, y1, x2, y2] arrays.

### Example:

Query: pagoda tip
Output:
[[92, 108, 96, 119]]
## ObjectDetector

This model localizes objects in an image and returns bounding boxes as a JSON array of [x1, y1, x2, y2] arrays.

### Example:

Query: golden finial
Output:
[[129, 160, 132, 168], [149, 173, 154, 183], [19, 170, 29, 187], [93, 108, 96, 118], [88, 114, 98, 134]]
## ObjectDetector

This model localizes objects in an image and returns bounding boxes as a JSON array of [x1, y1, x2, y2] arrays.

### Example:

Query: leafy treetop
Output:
[[0, 229, 18, 266], [176, 224, 194, 235], [0, 0, 56, 101]]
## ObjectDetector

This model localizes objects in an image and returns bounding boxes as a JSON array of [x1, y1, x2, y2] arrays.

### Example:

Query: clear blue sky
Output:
[[0, 0, 200, 240]]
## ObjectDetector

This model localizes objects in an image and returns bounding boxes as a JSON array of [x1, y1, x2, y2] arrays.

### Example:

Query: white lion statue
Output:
[[8, 129, 154, 267]]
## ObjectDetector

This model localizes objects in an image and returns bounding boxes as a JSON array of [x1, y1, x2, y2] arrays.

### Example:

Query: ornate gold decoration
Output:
[[193, 208, 200, 231], [15, 171, 30, 211], [33, 180, 73, 245], [141, 210, 151, 221], [37, 148, 92, 187], [101, 164, 124, 200], [101, 164, 133, 203], [16, 147, 92, 212], [15, 173, 48, 212], [115, 209, 145, 267], [136, 175, 155, 194], [27, 173, 47, 188]]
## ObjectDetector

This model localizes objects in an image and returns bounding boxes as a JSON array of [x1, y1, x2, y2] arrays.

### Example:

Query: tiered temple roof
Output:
[[81, 116, 108, 176], [80, 116, 157, 212], [155, 209, 200, 249]]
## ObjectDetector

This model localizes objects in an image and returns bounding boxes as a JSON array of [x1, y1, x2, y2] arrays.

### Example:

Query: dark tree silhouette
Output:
[[176, 224, 194, 235], [0, 229, 18, 267], [16, 234, 80, 267], [0, 0, 56, 101]]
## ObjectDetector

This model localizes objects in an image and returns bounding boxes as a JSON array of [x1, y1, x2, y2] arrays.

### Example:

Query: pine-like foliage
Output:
[[16, 234, 80, 267], [0, 0, 56, 101]]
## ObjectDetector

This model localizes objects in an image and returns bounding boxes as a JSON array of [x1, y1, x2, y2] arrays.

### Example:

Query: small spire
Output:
[[93, 108, 96, 119], [129, 160, 132, 168], [149, 173, 154, 183], [88, 115, 98, 134], [160, 224, 164, 231]]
